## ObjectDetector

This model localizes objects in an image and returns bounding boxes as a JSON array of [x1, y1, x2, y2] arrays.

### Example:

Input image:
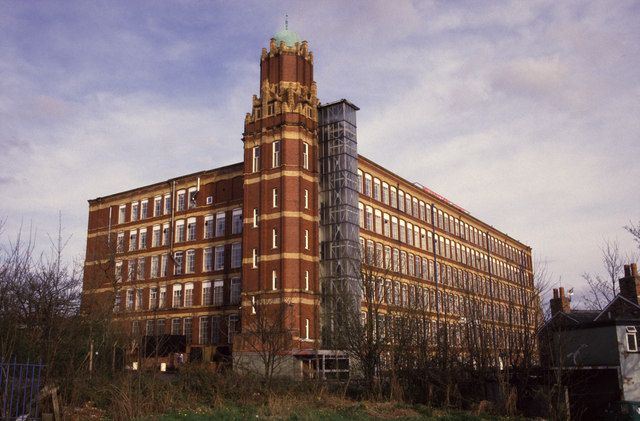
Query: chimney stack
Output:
[[550, 287, 571, 316], [619, 263, 640, 304]]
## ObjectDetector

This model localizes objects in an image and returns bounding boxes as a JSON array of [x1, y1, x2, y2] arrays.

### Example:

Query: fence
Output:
[[1, 359, 44, 421]]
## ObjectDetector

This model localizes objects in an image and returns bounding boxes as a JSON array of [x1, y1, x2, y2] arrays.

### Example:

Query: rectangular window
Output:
[[185, 283, 194, 306], [117, 232, 124, 253], [212, 316, 221, 344], [139, 228, 147, 249], [203, 247, 213, 272], [302, 142, 309, 169], [373, 178, 381, 201], [272, 140, 281, 167], [118, 205, 126, 224], [154, 196, 162, 217], [187, 218, 196, 241], [152, 225, 161, 247], [272, 188, 278, 207], [175, 220, 185, 242], [304, 189, 309, 209], [188, 187, 197, 209], [135, 288, 143, 310], [214, 245, 225, 271], [252, 208, 258, 227], [398, 191, 405, 212], [627, 326, 638, 352], [305, 229, 309, 250], [215, 212, 225, 237], [272, 269, 278, 290], [390, 187, 397, 208], [115, 261, 123, 282], [137, 257, 145, 280], [232, 208, 243, 234], [171, 318, 182, 335], [228, 315, 239, 344], [129, 230, 137, 251], [252, 248, 258, 268], [186, 249, 196, 274], [164, 193, 171, 215], [159, 287, 166, 308], [231, 243, 242, 268], [162, 223, 170, 246], [382, 183, 389, 205], [213, 280, 224, 306], [174, 251, 183, 275], [161, 254, 168, 277], [202, 281, 212, 306], [126, 290, 134, 310], [173, 285, 183, 308], [204, 215, 214, 239], [252, 146, 261, 172], [184, 318, 192, 343], [177, 190, 186, 211], [131, 202, 139, 222], [149, 287, 157, 309], [141, 200, 148, 219], [199, 317, 210, 344], [230, 278, 241, 305], [364, 175, 372, 197]]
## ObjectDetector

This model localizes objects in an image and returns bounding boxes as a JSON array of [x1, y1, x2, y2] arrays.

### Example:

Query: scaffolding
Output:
[[318, 99, 361, 348]]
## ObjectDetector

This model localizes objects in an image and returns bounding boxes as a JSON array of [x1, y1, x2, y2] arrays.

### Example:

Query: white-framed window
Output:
[[252, 248, 258, 268], [305, 318, 310, 340], [187, 217, 197, 241], [116, 232, 124, 253], [272, 188, 278, 207], [186, 249, 196, 274], [149, 287, 157, 309], [398, 190, 405, 212], [161, 254, 168, 277], [357, 170, 363, 193], [184, 318, 192, 343], [129, 230, 137, 251], [153, 196, 162, 217], [272, 269, 278, 290], [390, 187, 397, 208], [302, 142, 309, 169], [152, 225, 161, 247], [215, 211, 225, 237], [252, 146, 261, 172], [230, 278, 241, 305], [272, 228, 278, 248], [382, 182, 389, 205], [373, 178, 381, 201], [305, 270, 309, 291], [365, 206, 373, 231], [164, 193, 171, 215], [383, 213, 390, 237], [126, 289, 134, 310], [162, 222, 170, 246], [252, 208, 259, 227], [173, 284, 183, 308], [214, 245, 225, 271], [231, 242, 242, 268], [171, 318, 182, 335], [175, 220, 185, 242], [140, 199, 148, 219], [199, 316, 210, 344], [137, 257, 145, 280], [118, 205, 126, 224], [364, 174, 372, 197], [272, 140, 281, 167], [131, 201, 139, 222], [304, 229, 309, 250], [177, 190, 186, 211], [358, 202, 364, 228], [150, 255, 159, 278], [184, 283, 194, 306], [627, 326, 638, 352], [174, 251, 183, 275], [204, 214, 214, 239], [203, 247, 213, 271], [232, 208, 243, 234], [213, 280, 224, 306], [115, 261, 123, 283], [304, 189, 309, 209], [159, 286, 166, 308], [202, 281, 212, 305], [188, 187, 197, 209], [139, 228, 147, 249]]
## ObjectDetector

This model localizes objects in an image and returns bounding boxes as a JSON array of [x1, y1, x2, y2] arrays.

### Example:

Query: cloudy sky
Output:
[[1, 0, 639, 302]]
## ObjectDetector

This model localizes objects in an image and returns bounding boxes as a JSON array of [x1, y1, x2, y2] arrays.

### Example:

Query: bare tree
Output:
[[235, 292, 292, 386], [581, 240, 635, 310]]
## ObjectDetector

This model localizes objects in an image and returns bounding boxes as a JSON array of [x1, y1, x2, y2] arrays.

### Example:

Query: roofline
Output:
[[87, 161, 244, 204], [357, 154, 532, 251], [319, 99, 360, 111], [594, 294, 640, 321]]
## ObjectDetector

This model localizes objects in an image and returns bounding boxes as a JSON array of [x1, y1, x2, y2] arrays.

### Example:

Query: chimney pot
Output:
[[625, 264, 631, 278], [553, 288, 558, 299], [559, 287, 565, 297], [632, 263, 638, 277]]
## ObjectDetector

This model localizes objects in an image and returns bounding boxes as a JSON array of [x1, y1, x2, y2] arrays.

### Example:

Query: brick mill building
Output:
[[82, 28, 536, 376]]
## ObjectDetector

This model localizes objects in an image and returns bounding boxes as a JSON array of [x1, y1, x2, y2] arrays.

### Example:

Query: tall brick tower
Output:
[[237, 28, 321, 365]]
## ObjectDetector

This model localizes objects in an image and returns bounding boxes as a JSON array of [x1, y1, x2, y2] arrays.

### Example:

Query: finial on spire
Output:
[[285, 14, 288, 30]]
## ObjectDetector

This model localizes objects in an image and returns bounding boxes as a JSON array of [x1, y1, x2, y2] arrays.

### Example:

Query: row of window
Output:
[[359, 203, 526, 284], [117, 187, 209, 225], [363, 315, 528, 349], [115, 243, 241, 281], [117, 209, 242, 253], [116, 278, 241, 312], [251, 141, 310, 172], [361, 237, 529, 304], [131, 315, 240, 346], [357, 170, 529, 267]]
